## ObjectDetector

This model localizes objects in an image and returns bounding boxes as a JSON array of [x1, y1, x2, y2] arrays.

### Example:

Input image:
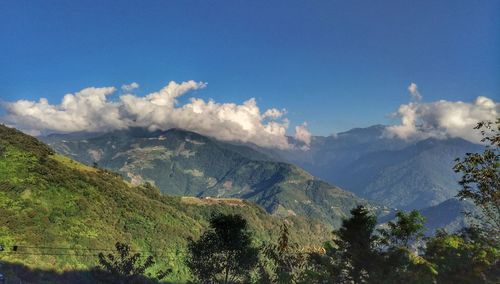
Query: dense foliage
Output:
[[257, 206, 497, 283], [260, 223, 308, 283], [185, 214, 259, 283], [95, 242, 171, 283], [379, 210, 426, 248]]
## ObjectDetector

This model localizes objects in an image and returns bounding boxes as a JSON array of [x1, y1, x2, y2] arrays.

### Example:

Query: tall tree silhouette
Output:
[[185, 214, 259, 284], [334, 205, 379, 283], [261, 223, 307, 283]]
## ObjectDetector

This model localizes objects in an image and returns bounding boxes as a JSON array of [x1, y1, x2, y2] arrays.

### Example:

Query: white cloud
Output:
[[4, 87, 122, 135], [263, 108, 286, 119], [385, 83, 499, 143], [294, 122, 312, 147], [408, 82, 422, 101], [121, 82, 139, 92], [2, 80, 308, 149]]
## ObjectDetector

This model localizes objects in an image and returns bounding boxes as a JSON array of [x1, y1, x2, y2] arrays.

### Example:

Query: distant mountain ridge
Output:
[[43, 128, 384, 228], [43, 125, 481, 231], [378, 198, 476, 235], [419, 198, 476, 234], [261, 125, 483, 210]]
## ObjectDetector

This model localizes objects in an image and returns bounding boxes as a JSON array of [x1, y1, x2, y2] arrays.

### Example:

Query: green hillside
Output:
[[0, 125, 330, 282], [44, 128, 379, 227]]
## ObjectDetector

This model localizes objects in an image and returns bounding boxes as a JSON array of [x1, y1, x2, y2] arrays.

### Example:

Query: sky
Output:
[[0, 0, 499, 148]]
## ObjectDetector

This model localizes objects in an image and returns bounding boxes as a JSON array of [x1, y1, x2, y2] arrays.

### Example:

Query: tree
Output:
[[185, 214, 259, 284], [95, 242, 170, 283], [261, 223, 307, 283], [376, 211, 435, 284], [425, 230, 499, 284], [333, 205, 379, 283], [299, 241, 342, 283], [453, 119, 500, 240], [376, 247, 437, 284], [379, 210, 426, 249]]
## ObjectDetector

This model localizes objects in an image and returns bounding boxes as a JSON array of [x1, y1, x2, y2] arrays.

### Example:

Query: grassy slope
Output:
[[0, 125, 330, 282]]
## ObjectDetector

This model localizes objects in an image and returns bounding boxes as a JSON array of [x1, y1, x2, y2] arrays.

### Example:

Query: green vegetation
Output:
[[379, 210, 426, 248], [95, 242, 171, 283], [332, 205, 379, 283], [260, 223, 308, 283], [288, 120, 499, 283], [0, 125, 330, 282], [263, 205, 497, 283], [185, 214, 259, 283], [1, 120, 498, 283], [454, 118, 500, 240], [424, 229, 498, 283]]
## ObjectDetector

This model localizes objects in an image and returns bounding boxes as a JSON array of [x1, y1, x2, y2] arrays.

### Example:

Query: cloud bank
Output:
[[2, 80, 311, 149], [4, 80, 496, 148], [385, 83, 499, 143]]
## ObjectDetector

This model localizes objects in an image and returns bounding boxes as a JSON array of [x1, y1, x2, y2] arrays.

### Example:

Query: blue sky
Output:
[[1, 0, 499, 135]]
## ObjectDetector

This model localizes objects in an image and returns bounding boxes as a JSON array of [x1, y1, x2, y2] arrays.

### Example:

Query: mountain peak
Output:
[[415, 136, 479, 149], [161, 127, 210, 139], [337, 124, 386, 137]]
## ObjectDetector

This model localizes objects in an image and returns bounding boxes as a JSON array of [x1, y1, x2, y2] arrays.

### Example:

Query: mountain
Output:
[[266, 125, 483, 210], [418, 198, 476, 234], [42, 125, 481, 232], [0, 125, 331, 282], [378, 198, 476, 235], [256, 125, 407, 175], [330, 138, 483, 210], [42, 128, 382, 228]]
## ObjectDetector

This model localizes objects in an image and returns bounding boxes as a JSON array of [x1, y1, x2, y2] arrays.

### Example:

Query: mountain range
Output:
[[0, 124, 331, 282], [42, 125, 481, 231], [42, 128, 386, 228], [265, 125, 483, 210]]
